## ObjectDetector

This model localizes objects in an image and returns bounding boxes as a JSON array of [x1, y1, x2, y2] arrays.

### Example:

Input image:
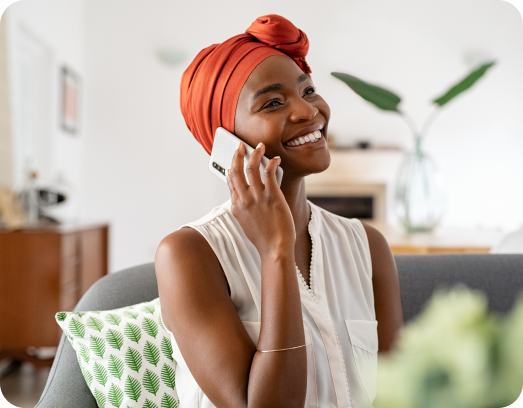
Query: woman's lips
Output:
[[284, 129, 322, 146]]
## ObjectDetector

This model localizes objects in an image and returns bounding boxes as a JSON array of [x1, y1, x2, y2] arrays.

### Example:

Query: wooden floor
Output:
[[0, 361, 50, 408]]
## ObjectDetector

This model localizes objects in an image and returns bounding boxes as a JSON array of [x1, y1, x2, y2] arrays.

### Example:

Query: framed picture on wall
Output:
[[60, 66, 80, 134]]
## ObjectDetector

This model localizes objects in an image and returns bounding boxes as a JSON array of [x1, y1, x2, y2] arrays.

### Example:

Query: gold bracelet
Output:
[[257, 344, 307, 353]]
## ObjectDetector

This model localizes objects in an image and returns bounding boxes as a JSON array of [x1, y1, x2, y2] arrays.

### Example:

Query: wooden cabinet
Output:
[[0, 224, 108, 361]]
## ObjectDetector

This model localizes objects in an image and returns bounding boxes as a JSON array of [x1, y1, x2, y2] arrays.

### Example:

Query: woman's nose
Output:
[[289, 97, 319, 123]]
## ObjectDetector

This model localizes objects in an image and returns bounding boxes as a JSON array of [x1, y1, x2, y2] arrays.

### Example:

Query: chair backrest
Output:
[[396, 254, 523, 322], [36, 254, 523, 407]]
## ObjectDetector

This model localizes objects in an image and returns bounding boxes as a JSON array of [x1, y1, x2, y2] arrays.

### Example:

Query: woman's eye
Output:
[[304, 87, 316, 96], [263, 100, 281, 109]]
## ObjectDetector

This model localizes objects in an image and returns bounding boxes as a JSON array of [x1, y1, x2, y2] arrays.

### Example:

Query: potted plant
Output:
[[331, 61, 496, 232]]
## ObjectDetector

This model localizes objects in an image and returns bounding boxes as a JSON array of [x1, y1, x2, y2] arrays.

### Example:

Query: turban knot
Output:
[[180, 14, 311, 154]]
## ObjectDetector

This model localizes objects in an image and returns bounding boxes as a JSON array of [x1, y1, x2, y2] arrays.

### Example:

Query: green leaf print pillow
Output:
[[55, 298, 180, 408]]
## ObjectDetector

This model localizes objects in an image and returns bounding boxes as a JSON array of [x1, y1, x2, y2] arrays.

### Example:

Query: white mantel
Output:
[[305, 149, 404, 225]]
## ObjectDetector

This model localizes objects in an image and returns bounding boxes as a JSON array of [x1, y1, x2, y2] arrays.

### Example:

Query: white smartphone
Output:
[[209, 127, 284, 187]]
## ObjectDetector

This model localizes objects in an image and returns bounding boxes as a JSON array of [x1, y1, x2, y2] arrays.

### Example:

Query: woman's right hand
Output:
[[227, 142, 295, 259]]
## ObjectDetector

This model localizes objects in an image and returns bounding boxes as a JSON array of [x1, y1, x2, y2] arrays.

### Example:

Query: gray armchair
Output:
[[36, 254, 523, 407]]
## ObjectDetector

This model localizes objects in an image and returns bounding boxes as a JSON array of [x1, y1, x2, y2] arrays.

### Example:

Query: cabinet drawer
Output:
[[60, 282, 79, 311], [61, 234, 78, 258]]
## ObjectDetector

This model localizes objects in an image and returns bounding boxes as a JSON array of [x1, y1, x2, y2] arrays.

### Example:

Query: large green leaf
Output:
[[142, 317, 159, 339], [94, 362, 108, 387], [79, 343, 90, 364], [432, 61, 496, 107], [87, 316, 104, 332], [81, 366, 93, 387], [56, 311, 67, 322], [108, 383, 124, 407], [124, 322, 142, 344], [123, 310, 139, 320], [143, 400, 159, 408], [108, 355, 124, 380], [124, 375, 142, 402], [331, 72, 402, 112], [161, 393, 179, 408], [142, 305, 155, 315], [69, 318, 86, 338], [94, 388, 106, 408], [143, 341, 160, 367], [106, 329, 124, 351], [90, 335, 106, 358], [161, 363, 176, 389], [105, 313, 122, 326], [125, 347, 143, 373], [142, 369, 160, 396], [160, 336, 173, 362]]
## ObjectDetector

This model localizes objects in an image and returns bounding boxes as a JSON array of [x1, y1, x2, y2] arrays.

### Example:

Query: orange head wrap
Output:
[[180, 14, 311, 155]]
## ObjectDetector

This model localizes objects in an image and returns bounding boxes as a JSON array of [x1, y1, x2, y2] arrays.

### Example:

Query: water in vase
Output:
[[394, 137, 446, 233]]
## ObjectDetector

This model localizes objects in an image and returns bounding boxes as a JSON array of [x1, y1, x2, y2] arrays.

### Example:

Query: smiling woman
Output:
[[155, 14, 403, 408]]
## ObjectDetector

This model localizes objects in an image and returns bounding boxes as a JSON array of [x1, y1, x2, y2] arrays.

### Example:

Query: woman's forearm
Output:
[[245, 253, 307, 408]]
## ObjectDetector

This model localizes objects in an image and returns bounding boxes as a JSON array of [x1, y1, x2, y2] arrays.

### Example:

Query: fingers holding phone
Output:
[[263, 155, 282, 193], [227, 141, 294, 257], [227, 142, 248, 194], [245, 143, 266, 191]]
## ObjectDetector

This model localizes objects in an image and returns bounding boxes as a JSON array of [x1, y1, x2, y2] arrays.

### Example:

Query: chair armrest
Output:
[[35, 334, 97, 408], [36, 262, 158, 406]]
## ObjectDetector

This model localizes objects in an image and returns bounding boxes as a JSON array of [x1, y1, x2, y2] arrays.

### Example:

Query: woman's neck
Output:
[[280, 176, 310, 235]]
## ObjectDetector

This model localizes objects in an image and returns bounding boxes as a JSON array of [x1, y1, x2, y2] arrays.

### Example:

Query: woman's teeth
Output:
[[285, 130, 322, 146]]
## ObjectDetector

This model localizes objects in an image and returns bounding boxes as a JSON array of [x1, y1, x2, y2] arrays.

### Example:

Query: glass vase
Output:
[[394, 137, 446, 233]]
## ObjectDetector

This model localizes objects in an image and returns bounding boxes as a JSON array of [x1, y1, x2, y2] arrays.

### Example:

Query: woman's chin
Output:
[[310, 148, 331, 174], [307, 158, 331, 175], [286, 151, 331, 178]]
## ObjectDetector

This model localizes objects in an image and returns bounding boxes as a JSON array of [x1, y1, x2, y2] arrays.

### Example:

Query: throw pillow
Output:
[[55, 298, 180, 408]]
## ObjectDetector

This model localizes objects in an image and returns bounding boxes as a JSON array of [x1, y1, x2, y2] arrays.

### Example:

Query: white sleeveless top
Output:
[[164, 200, 378, 408]]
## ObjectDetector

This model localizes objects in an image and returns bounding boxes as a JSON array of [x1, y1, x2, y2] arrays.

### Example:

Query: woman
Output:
[[156, 14, 403, 408]]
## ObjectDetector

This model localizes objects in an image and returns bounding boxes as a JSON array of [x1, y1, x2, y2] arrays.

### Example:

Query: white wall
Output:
[[0, 14, 13, 189], [5, 0, 86, 221], [82, 0, 231, 272], [82, 0, 523, 272]]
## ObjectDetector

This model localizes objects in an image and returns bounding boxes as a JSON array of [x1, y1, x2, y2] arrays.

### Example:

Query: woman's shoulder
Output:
[[155, 200, 234, 279], [359, 221, 390, 254], [309, 201, 387, 242], [181, 199, 232, 229], [308, 200, 367, 237], [158, 227, 207, 256], [155, 228, 217, 283], [308, 201, 391, 264]]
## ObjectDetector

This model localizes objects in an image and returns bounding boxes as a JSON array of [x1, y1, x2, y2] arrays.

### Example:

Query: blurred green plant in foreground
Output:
[[375, 286, 523, 408]]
